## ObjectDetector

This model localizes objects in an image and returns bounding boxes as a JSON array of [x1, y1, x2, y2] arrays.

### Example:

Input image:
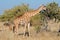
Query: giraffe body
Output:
[[13, 5, 46, 36]]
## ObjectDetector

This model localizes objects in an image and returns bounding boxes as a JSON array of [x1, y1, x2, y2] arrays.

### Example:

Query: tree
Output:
[[40, 2, 60, 22], [0, 4, 31, 22]]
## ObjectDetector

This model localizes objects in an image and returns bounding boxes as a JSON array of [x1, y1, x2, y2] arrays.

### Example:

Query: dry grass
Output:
[[0, 22, 60, 40]]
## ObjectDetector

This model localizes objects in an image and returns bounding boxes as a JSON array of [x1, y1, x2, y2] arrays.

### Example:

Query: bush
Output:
[[34, 25, 41, 33]]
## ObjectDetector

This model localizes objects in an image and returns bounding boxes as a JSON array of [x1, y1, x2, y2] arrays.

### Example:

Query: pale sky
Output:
[[0, 0, 60, 14]]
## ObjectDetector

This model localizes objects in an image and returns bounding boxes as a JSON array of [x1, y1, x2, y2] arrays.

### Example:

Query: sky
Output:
[[0, 0, 60, 14]]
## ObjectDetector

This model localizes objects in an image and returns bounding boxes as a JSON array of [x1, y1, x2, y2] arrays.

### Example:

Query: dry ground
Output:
[[0, 22, 60, 40]]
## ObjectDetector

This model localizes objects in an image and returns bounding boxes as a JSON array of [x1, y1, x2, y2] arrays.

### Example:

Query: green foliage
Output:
[[31, 14, 43, 26], [34, 25, 41, 33], [31, 2, 60, 33], [0, 4, 30, 22], [46, 2, 60, 20], [0, 2, 60, 24]]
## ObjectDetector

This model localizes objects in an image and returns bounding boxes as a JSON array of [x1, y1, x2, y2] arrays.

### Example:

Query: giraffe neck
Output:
[[14, 5, 45, 23], [26, 6, 43, 17], [36, 6, 43, 12]]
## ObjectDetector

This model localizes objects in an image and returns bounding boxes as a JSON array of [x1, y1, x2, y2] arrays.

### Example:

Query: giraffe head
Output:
[[37, 4, 46, 13], [40, 4, 46, 11], [38, 4, 47, 13]]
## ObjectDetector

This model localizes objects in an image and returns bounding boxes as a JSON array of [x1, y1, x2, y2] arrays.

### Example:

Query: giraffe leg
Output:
[[13, 24, 18, 34], [27, 23, 30, 36], [24, 23, 27, 36], [24, 23, 30, 36]]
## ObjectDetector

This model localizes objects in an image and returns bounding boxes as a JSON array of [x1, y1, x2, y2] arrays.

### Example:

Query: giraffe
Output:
[[13, 5, 46, 36]]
